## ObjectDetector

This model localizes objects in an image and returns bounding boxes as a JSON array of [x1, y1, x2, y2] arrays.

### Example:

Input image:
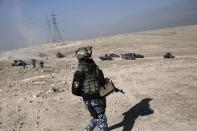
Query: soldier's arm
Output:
[[72, 71, 85, 96], [97, 68, 106, 86]]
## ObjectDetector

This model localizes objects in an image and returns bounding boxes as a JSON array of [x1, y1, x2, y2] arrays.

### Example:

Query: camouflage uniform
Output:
[[72, 46, 108, 131], [84, 99, 108, 131]]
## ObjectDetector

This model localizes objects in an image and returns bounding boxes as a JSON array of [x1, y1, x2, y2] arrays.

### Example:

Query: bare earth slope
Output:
[[0, 25, 197, 131]]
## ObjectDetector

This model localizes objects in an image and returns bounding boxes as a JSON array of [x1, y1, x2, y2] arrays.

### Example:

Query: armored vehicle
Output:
[[56, 52, 65, 58], [133, 53, 144, 58], [109, 53, 120, 58], [12, 60, 25, 66], [163, 52, 175, 59], [121, 53, 136, 60], [99, 54, 113, 60]]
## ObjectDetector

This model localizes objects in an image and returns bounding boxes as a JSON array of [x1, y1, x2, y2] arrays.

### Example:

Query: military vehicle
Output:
[[56, 52, 65, 58], [133, 53, 144, 58], [121, 52, 144, 60], [121, 53, 136, 60], [12, 60, 25, 66], [99, 54, 113, 60], [163, 52, 175, 59], [109, 53, 120, 58]]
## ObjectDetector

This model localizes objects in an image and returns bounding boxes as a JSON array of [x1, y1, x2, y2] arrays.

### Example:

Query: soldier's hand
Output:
[[114, 88, 119, 92]]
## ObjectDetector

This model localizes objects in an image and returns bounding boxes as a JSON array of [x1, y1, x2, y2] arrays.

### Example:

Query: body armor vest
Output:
[[77, 62, 100, 95]]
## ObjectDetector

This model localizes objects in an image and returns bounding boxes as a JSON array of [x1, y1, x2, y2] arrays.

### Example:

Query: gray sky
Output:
[[0, 0, 197, 51]]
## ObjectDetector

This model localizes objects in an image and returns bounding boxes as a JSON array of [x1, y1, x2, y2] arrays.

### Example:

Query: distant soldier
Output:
[[32, 59, 36, 68], [39, 61, 44, 68], [22, 61, 27, 69]]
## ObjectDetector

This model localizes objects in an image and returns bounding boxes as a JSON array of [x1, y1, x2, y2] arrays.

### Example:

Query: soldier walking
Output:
[[39, 61, 44, 68], [32, 59, 36, 69], [72, 46, 108, 131], [22, 61, 26, 69]]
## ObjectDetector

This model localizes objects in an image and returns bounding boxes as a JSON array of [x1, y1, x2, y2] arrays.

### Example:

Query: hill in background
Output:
[[0, 25, 197, 131]]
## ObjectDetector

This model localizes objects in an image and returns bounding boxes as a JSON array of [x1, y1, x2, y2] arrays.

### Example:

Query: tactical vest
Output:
[[77, 62, 100, 95]]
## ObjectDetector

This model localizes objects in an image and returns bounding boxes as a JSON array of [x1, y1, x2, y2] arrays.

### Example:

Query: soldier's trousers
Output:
[[84, 98, 108, 131]]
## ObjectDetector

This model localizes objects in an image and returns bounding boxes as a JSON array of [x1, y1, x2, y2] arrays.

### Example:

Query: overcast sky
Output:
[[0, 0, 197, 51]]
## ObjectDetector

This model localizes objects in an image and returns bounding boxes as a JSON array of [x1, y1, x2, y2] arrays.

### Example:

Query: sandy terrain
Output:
[[0, 25, 197, 131]]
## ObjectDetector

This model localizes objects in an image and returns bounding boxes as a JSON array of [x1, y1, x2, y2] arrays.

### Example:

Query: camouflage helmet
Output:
[[75, 46, 92, 60]]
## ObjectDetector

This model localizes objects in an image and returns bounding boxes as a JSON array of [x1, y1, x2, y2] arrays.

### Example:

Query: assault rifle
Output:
[[99, 78, 125, 97], [114, 87, 125, 94]]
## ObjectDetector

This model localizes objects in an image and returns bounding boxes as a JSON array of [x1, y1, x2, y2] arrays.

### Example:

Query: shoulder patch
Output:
[[74, 81, 80, 88]]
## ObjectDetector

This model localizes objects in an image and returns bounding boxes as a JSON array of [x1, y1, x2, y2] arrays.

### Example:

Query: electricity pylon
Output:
[[47, 14, 63, 43]]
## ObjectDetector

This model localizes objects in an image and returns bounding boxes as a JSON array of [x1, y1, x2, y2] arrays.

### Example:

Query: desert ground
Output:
[[0, 24, 197, 131]]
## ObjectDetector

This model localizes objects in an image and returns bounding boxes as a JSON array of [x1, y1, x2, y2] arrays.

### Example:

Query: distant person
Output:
[[22, 61, 26, 69], [72, 46, 108, 131], [32, 59, 36, 68], [39, 61, 44, 68]]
